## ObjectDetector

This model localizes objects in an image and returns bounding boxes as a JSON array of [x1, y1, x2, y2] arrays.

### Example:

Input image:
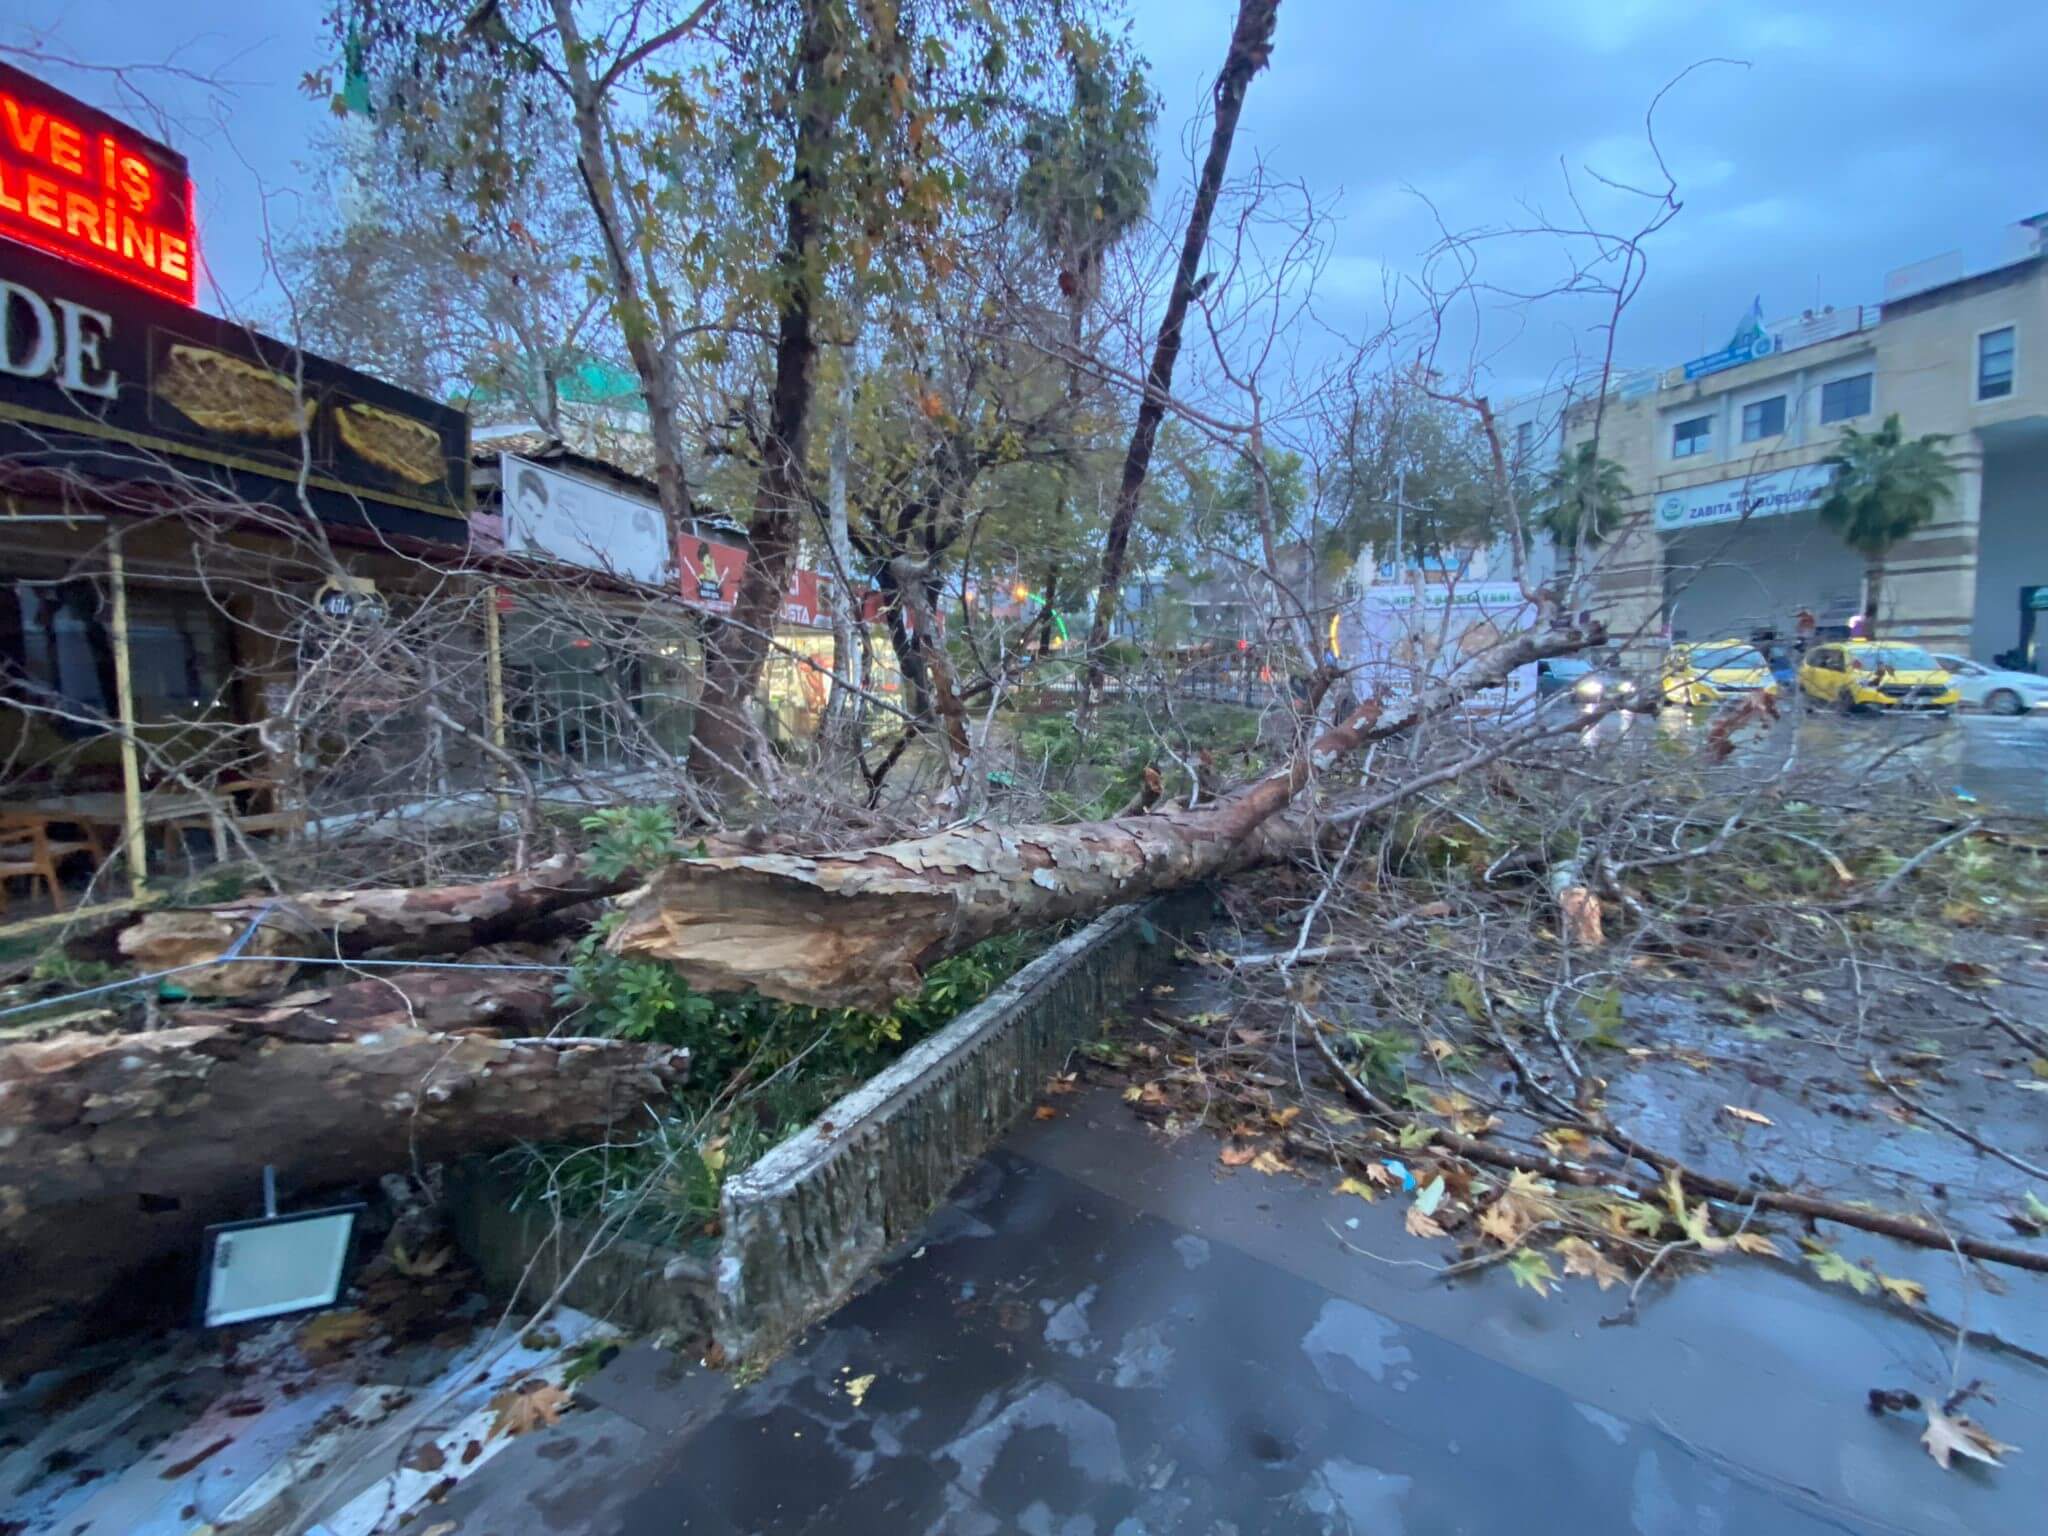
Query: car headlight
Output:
[[1574, 678, 1604, 700], [1616, 680, 1637, 696]]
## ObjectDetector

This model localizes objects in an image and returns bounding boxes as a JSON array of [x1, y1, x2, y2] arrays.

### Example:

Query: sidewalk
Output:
[[436, 1082, 2043, 1535]]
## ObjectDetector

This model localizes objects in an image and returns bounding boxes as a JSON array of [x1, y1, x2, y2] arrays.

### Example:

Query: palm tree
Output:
[[1536, 442, 1631, 590], [1817, 414, 1955, 634]]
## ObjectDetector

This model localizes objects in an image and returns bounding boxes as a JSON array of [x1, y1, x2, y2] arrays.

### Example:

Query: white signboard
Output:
[[1337, 581, 1539, 711], [500, 453, 670, 585], [1653, 463, 1835, 533]]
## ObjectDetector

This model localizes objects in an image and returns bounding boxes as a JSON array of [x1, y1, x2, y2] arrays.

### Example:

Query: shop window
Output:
[[2, 579, 233, 738], [1977, 327, 2015, 401], [1514, 420, 1534, 462], [1671, 415, 1712, 459], [1740, 396, 1785, 442], [1820, 372, 1871, 423]]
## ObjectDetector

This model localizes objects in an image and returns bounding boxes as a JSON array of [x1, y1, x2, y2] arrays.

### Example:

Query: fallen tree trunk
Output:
[[0, 1014, 686, 1378], [611, 625, 1589, 1008], [103, 857, 630, 998]]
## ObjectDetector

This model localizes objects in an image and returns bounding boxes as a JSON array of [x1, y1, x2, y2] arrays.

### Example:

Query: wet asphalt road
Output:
[[438, 1090, 2046, 1536]]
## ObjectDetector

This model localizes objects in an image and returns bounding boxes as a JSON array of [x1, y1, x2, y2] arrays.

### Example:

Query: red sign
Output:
[[780, 568, 834, 629], [679, 532, 748, 616], [0, 62, 198, 306]]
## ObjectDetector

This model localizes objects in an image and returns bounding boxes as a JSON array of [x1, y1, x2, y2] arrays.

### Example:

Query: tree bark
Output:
[[688, 0, 840, 786], [1081, 0, 1281, 713], [0, 1018, 687, 1378], [107, 858, 630, 998]]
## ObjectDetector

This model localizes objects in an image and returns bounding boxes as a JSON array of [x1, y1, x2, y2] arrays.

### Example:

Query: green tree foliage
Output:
[[1537, 441, 1631, 577], [1817, 413, 1955, 631]]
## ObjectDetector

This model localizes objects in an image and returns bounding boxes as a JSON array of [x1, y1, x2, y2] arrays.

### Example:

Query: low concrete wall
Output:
[[447, 889, 1208, 1356], [715, 886, 1209, 1359]]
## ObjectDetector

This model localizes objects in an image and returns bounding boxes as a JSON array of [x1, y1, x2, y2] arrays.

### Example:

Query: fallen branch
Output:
[[1306, 1020, 2048, 1275], [1870, 1058, 2048, 1182]]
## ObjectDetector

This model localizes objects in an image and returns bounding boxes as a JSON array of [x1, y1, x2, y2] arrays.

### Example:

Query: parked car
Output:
[[1539, 652, 1641, 714], [1798, 641, 1959, 714], [1659, 641, 1778, 707], [1927, 654, 2048, 716]]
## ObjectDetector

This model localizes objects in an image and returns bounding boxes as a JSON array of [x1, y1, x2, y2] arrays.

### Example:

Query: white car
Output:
[[1929, 654, 2048, 716]]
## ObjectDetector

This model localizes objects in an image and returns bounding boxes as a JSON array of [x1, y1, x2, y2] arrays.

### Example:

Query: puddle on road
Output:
[[1301, 1298, 1415, 1393]]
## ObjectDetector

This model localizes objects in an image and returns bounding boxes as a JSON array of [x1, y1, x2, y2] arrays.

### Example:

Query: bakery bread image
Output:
[[155, 344, 315, 439], [335, 401, 446, 486]]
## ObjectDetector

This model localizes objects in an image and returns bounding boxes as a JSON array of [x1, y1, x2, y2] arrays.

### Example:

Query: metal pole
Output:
[[482, 586, 511, 823], [107, 530, 148, 897]]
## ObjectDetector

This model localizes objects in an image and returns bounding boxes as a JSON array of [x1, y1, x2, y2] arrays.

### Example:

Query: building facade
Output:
[[1569, 218, 2048, 662]]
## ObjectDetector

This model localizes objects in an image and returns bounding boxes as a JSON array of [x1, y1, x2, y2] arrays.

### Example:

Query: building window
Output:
[[1820, 372, 1872, 423], [1740, 396, 1786, 443], [1978, 326, 2015, 401], [1514, 421, 1534, 461], [1671, 415, 1712, 458], [4, 579, 234, 737]]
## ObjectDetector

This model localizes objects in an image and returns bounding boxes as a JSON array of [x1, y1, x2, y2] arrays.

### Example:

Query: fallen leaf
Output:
[[843, 1373, 876, 1406], [1335, 1176, 1378, 1203], [1799, 988, 1827, 1005], [1121, 1084, 1144, 1103], [1722, 1105, 1773, 1126], [298, 1309, 376, 1361], [1507, 1249, 1557, 1296], [1478, 1202, 1530, 1248], [1271, 1105, 1302, 1129], [1414, 1175, 1447, 1217], [1804, 1244, 1875, 1295], [403, 1442, 448, 1473], [1396, 1122, 1436, 1151], [1045, 1072, 1079, 1095], [1033, 1105, 1059, 1121], [1250, 1149, 1292, 1176], [1365, 1163, 1396, 1187], [1877, 1273, 1927, 1307], [1318, 1105, 1360, 1126], [1538, 1126, 1590, 1157], [1731, 1232, 1781, 1258], [1445, 972, 1486, 1022], [1404, 1205, 1447, 1240], [392, 1243, 453, 1279], [487, 1381, 571, 1440], [1218, 1142, 1258, 1168], [1921, 1402, 2016, 1471], [1423, 1037, 1455, 1062], [1554, 1236, 1625, 1290]]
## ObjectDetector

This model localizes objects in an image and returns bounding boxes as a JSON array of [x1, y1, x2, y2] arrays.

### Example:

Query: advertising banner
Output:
[[500, 453, 670, 585], [1336, 581, 1539, 711], [679, 531, 748, 616]]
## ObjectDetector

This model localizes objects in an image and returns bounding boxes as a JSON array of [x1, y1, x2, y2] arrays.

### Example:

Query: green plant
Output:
[[1817, 414, 1955, 633], [1538, 442, 1631, 579], [581, 805, 700, 881]]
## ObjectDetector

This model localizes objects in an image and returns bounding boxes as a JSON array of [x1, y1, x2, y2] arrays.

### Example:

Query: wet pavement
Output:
[[438, 1088, 2046, 1536]]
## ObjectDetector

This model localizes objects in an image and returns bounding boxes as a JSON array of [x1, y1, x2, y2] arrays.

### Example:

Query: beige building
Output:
[[1573, 217, 2048, 662]]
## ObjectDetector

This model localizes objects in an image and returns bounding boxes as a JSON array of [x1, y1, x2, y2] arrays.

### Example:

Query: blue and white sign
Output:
[[1683, 296, 1780, 380], [1654, 463, 1835, 531]]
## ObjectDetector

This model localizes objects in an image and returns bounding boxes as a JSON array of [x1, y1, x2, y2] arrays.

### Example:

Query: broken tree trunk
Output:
[[0, 1009, 686, 1379], [102, 857, 630, 998], [614, 626, 1591, 1009]]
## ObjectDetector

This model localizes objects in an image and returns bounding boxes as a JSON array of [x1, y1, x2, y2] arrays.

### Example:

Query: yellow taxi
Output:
[[1798, 640, 1960, 714], [1660, 641, 1778, 707]]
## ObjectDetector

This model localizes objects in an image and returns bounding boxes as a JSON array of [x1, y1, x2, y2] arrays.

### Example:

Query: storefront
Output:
[[1651, 466, 1864, 641], [0, 61, 470, 913]]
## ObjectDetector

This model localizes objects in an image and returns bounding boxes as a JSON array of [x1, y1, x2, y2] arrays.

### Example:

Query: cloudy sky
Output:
[[11, 0, 2044, 393]]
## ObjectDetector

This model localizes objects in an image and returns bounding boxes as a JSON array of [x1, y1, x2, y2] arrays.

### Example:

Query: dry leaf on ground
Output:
[[1731, 1232, 1781, 1258], [1033, 1105, 1059, 1121], [1921, 1403, 2016, 1470], [1553, 1236, 1625, 1290], [843, 1373, 875, 1406], [1405, 1205, 1447, 1240], [1721, 1105, 1773, 1126], [1218, 1142, 1259, 1167], [1335, 1176, 1378, 1203], [1250, 1149, 1292, 1176], [1878, 1273, 1928, 1307], [297, 1308, 376, 1361], [488, 1381, 571, 1440]]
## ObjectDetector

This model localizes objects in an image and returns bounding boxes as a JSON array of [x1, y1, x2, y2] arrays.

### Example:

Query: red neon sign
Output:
[[0, 62, 197, 306]]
